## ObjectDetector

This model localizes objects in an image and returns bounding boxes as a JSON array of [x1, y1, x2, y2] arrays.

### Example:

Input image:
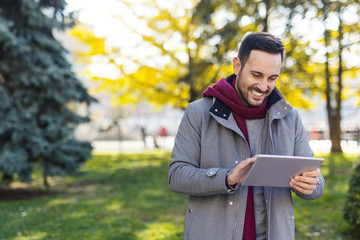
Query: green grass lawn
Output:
[[293, 153, 358, 240], [0, 150, 358, 239]]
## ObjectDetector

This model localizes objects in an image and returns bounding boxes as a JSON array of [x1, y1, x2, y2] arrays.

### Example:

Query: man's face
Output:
[[233, 50, 282, 107]]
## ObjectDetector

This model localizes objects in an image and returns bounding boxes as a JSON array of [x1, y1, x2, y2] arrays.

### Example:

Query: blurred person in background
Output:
[[159, 126, 168, 148], [139, 125, 147, 148], [168, 32, 325, 240]]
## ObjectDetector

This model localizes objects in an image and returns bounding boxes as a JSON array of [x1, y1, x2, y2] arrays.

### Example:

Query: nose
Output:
[[258, 78, 268, 92]]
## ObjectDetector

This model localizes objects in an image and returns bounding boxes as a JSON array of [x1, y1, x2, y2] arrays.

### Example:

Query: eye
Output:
[[252, 73, 262, 78]]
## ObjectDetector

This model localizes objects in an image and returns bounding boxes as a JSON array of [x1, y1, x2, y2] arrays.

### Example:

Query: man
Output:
[[168, 32, 325, 240]]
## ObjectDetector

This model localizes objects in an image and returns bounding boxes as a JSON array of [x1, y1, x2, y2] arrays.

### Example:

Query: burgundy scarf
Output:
[[203, 76, 267, 240]]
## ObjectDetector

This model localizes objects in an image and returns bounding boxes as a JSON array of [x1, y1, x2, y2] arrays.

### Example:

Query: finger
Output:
[[302, 169, 321, 178], [235, 156, 256, 170], [291, 178, 317, 189], [241, 164, 253, 174], [230, 157, 257, 184], [233, 163, 253, 177], [290, 182, 315, 195], [294, 175, 319, 185], [244, 155, 258, 164], [290, 178, 317, 193], [247, 155, 258, 164]]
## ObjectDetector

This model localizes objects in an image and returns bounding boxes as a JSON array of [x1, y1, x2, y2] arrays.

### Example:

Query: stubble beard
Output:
[[235, 74, 269, 108]]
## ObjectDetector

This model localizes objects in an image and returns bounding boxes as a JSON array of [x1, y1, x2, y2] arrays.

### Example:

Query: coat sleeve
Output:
[[168, 102, 231, 196], [293, 110, 325, 200]]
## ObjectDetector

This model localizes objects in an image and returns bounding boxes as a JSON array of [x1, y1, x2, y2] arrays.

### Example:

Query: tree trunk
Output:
[[43, 162, 50, 191], [262, 0, 270, 32], [329, 113, 342, 152], [323, 8, 343, 153], [331, 12, 344, 153], [188, 54, 197, 103], [2, 173, 13, 185]]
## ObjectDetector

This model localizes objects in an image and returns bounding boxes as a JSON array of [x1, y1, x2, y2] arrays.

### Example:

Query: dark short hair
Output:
[[238, 32, 285, 69]]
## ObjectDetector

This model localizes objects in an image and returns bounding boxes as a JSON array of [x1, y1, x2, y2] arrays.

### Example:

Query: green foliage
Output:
[[71, 0, 359, 111], [69, 0, 359, 153], [0, 0, 95, 186], [343, 158, 360, 237]]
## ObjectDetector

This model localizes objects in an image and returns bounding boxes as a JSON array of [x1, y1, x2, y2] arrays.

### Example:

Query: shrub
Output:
[[343, 158, 360, 237]]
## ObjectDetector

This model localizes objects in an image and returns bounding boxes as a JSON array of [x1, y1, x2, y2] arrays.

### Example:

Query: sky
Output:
[[65, 0, 177, 75], [65, 0, 142, 47]]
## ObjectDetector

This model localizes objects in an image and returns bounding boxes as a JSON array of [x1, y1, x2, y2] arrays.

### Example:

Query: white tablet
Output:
[[241, 154, 324, 187]]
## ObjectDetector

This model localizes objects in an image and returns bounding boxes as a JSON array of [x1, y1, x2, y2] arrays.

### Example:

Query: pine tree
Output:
[[0, 0, 95, 188]]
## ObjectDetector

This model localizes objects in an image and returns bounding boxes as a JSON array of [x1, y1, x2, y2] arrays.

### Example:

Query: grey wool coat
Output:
[[168, 86, 325, 240]]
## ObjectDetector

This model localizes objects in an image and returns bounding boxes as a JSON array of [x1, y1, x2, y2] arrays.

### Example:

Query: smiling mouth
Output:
[[251, 89, 264, 97]]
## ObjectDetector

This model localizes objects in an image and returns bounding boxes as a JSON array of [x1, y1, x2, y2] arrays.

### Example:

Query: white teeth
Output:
[[251, 90, 263, 96]]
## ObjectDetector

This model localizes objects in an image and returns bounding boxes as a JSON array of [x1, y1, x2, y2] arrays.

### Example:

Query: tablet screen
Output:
[[241, 154, 324, 187]]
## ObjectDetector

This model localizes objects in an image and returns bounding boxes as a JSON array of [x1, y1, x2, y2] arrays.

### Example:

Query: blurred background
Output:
[[62, 0, 360, 154], [0, 0, 360, 239]]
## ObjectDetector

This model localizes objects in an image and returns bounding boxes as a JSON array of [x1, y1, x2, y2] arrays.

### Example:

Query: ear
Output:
[[233, 57, 241, 75]]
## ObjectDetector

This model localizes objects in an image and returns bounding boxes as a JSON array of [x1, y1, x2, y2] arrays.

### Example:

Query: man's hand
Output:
[[227, 155, 257, 186], [289, 169, 322, 195]]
